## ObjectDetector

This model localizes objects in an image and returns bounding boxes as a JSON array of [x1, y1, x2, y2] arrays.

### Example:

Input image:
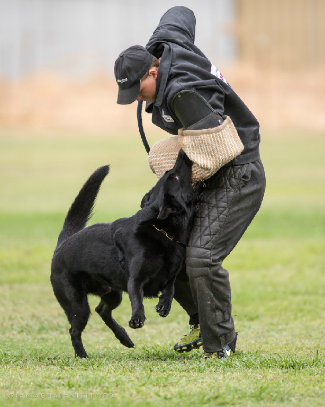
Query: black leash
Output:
[[137, 100, 150, 154]]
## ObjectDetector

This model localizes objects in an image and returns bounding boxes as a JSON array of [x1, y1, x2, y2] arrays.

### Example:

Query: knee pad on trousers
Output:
[[186, 246, 211, 278]]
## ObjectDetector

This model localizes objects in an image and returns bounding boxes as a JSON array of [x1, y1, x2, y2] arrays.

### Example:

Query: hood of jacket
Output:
[[146, 6, 200, 56], [145, 7, 207, 108]]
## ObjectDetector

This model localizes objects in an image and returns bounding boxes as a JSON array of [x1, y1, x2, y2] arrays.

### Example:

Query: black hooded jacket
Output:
[[145, 6, 260, 164]]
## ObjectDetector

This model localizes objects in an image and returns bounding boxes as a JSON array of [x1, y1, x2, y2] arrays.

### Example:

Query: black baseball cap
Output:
[[114, 45, 153, 105]]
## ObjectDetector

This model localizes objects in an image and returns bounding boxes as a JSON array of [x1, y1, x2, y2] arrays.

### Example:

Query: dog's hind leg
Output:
[[68, 298, 90, 358], [51, 274, 90, 358], [95, 290, 134, 348]]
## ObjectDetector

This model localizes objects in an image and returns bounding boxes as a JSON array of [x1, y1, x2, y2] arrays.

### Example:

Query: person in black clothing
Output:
[[114, 6, 266, 358]]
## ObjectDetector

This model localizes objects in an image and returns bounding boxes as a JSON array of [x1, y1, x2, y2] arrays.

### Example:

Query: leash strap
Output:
[[137, 100, 150, 154]]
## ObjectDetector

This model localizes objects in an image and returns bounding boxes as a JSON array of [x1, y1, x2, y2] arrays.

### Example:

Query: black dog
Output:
[[51, 151, 201, 358]]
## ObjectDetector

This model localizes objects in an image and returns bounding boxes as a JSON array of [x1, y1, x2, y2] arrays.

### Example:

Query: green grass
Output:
[[0, 130, 325, 406]]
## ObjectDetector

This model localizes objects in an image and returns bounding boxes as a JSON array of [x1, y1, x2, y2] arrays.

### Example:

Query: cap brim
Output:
[[117, 80, 140, 105]]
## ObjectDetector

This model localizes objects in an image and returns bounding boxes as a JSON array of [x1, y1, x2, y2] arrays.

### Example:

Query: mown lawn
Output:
[[0, 130, 324, 406]]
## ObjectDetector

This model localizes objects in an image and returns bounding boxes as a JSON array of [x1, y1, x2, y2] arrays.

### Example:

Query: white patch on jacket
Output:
[[162, 109, 174, 123], [211, 64, 228, 84]]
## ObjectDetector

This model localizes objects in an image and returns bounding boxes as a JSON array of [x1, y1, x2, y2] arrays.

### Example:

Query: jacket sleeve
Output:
[[146, 7, 196, 54], [171, 90, 224, 130]]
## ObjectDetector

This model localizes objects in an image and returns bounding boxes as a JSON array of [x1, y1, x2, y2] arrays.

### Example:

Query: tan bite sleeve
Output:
[[148, 116, 244, 182]]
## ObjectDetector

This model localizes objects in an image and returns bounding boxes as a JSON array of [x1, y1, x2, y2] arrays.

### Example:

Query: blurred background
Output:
[[0, 0, 324, 134]]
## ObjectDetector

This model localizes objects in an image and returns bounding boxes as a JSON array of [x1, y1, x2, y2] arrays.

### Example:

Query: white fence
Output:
[[0, 0, 235, 79]]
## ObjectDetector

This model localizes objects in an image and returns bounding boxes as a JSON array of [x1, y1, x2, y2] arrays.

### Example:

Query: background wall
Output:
[[0, 0, 236, 79], [236, 0, 325, 71], [0, 0, 324, 133]]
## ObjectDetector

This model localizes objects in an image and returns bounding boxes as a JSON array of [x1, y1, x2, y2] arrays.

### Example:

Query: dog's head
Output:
[[139, 150, 202, 242], [141, 150, 193, 211]]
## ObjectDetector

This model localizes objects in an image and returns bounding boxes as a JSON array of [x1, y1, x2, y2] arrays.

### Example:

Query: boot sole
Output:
[[174, 338, 203, 353]]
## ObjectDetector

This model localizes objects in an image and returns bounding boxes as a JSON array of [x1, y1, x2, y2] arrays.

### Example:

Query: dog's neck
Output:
[[152, 211, 195, 247]]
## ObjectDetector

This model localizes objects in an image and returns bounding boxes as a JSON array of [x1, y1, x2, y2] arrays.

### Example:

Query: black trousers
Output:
[[173, 158, 266, 352]]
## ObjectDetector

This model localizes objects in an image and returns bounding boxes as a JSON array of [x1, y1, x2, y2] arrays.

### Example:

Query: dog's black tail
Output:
[[55, 165, 109, 251]]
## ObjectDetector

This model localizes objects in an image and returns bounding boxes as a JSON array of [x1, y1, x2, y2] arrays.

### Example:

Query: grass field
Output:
[[0, 129, 324, 406]]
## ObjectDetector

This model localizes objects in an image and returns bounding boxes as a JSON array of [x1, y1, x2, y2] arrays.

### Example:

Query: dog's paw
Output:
[[155, 303, 171, 318], [129, 317, 145, 329]]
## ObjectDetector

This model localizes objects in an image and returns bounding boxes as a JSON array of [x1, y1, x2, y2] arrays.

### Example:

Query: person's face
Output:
[[136, 67, 158, 103]]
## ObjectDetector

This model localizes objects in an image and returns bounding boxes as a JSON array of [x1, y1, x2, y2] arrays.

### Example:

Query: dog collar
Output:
[[152, 225, 185, 246]]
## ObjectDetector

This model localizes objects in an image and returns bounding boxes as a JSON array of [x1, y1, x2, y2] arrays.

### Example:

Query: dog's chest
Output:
[[142, 251, 183, 297], [142, 273, 168, 297]]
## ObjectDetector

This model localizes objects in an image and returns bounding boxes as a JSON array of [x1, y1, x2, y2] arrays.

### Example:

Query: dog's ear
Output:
[[140, 188, 153, 208], [157, 203, 177, 220], [157, 193, 181, 220]]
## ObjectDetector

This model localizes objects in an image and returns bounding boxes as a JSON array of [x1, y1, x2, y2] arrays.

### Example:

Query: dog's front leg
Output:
[[156, 278, 176, 318], [127, 278, 146, 329]]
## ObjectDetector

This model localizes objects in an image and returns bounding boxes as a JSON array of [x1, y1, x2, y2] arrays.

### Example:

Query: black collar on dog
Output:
[[152, 225, 185, 246]]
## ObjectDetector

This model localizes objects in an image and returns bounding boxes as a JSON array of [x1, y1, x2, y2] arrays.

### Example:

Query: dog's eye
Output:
[[170, 173, 180, 180]]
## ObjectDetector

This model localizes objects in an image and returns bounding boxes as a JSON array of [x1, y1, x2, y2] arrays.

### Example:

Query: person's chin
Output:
[[143, 97, 155, 103]]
